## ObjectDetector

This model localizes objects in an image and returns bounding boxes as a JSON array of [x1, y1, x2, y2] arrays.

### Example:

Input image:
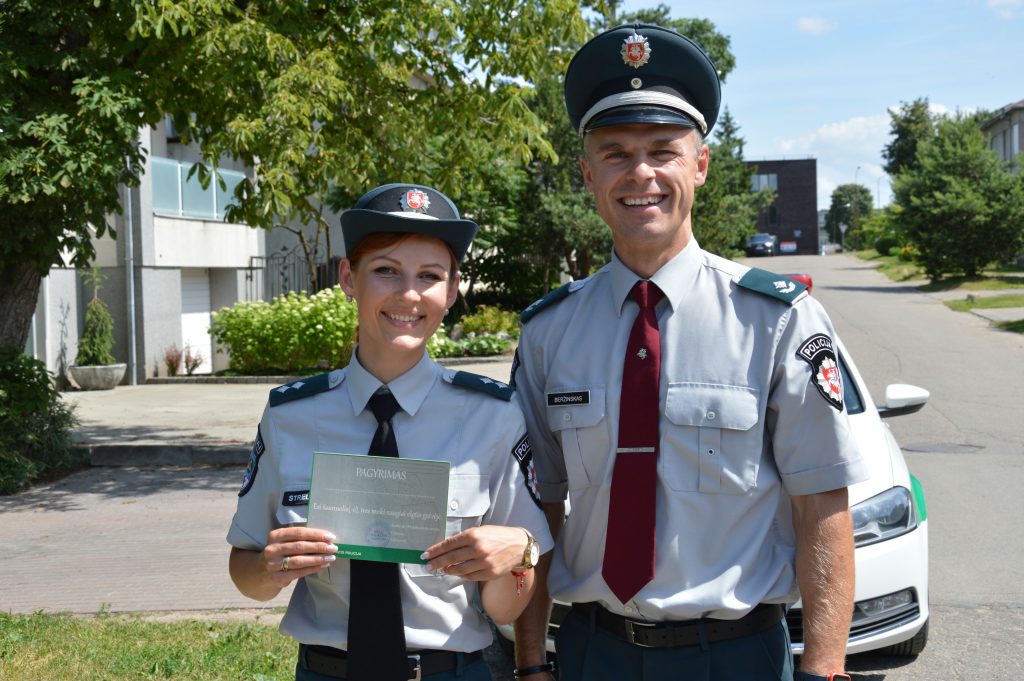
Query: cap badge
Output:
[[621, 33, 651, 69], [630, 77, 643, 89], [401, 189, 431, 213]]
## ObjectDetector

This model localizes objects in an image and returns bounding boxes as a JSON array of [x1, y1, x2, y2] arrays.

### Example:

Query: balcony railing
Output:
[[151, 156, 246, 221]]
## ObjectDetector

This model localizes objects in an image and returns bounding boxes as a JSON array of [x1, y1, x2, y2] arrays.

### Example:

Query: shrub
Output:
[[163, 345, 183, 376], [427, 327, 512, 359], [75, 268, 116, 366], [459, 305, 521, 339], [210, 286, 358, 374], [0, 350, 82, 495], [874, 235, 900, 256], [183, 345, 203, 376]]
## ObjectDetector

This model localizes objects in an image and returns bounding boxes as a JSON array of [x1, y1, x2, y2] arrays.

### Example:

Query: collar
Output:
[[609, 238, 703, 316], [346, 349, 438, 418]]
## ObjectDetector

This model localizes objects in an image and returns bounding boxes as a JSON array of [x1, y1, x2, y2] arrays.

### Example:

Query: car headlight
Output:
[[851, 486, 917, 547]]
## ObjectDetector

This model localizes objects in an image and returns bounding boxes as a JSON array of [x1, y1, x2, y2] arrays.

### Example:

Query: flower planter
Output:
[[67, 363, 127, 390]]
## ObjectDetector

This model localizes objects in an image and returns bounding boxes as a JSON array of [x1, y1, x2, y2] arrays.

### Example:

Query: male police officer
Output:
[[510, 24, 865, 681]]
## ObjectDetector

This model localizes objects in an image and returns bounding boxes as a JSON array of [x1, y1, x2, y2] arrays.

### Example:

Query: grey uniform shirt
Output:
[[513, 239, 869, 621], [227, 352, 553, 652]]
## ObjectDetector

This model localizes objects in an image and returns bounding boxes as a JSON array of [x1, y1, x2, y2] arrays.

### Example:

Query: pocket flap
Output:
[[447, 474, 490, 518], [665, 383, 759, 431], [545, 385, 605, 432]]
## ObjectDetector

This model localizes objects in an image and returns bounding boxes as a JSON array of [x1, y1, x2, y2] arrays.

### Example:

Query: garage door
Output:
[[180, 269, 213, 375]]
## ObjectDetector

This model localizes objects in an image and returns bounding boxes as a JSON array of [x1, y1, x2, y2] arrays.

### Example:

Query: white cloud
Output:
[[778, 114, 890, 156], [987, 0, 1022, 19], [795, 17, 835, 34]]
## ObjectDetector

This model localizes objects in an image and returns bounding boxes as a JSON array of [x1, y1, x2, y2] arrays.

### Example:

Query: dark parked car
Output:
[[746, 232, 778, 256]]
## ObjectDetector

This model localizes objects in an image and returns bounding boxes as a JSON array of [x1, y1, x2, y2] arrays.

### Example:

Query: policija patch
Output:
[[511, 434, 542, 509], [238, 426, 265, 497], [797, 334, 844, 411]]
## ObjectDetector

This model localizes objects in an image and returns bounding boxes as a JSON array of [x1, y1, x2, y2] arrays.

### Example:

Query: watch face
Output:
[[529, 541, 540, 565]]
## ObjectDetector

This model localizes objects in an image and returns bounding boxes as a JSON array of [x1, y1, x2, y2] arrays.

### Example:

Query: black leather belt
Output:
[[573, 602, 784, 648], [299, 644, 483, 680]]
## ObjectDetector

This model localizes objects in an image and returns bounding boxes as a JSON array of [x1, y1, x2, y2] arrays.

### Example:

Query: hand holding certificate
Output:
[[307, 452, 450, 564]]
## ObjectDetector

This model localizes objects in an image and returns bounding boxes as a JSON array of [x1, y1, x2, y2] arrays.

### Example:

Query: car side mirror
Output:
[[877, 384, 930, 418]]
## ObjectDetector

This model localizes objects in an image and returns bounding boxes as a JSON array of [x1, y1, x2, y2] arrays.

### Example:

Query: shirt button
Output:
[[624, 605, 635, 613], [449, 500, 458, 511], [563, 412, 572, 422], [706, 410, 716, 420], [707, 448, 716, 456]]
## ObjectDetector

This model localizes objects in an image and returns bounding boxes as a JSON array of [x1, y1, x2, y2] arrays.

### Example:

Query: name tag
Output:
[[282, 490, 310, 506], [547, 390, 590, 407]]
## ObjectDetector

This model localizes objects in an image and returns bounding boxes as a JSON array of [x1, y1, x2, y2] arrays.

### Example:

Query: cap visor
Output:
[[341, 210, 478, 262], [585, 105, 697, 133]]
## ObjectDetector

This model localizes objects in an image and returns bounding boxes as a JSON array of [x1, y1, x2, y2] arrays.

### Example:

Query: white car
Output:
[[497, 329, 930, 659]]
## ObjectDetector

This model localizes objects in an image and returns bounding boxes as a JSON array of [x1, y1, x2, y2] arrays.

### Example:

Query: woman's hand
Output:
[[260, 527, 338, 587], [422, 526, 529, 581]]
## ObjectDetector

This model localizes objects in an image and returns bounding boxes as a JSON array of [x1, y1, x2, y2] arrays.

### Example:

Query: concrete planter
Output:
[[68, 364, 127, 390]]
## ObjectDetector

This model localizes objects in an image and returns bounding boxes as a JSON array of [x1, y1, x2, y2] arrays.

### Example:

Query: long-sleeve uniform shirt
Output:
[[512, 239, 869, 622], [227, 352, 553, 652]]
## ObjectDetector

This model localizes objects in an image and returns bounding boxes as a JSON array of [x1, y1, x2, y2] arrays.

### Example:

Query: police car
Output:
[[496, 287, 931, 660]]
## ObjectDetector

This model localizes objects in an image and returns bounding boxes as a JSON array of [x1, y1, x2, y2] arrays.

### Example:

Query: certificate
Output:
[[307, 452, 450, 564]]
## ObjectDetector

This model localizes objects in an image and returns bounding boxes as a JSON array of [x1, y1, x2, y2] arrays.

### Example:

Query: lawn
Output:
[[0, 611, 295, 681], [944, 293, 1024, 312], [856, 251, 1024, 291]]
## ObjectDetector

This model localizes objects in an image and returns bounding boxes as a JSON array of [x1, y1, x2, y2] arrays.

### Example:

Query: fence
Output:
[[246, 251, 342, 301]]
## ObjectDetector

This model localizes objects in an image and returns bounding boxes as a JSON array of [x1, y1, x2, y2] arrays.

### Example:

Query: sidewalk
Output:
[[922, 286, 1024, 324], [0, 357, 514, 617]]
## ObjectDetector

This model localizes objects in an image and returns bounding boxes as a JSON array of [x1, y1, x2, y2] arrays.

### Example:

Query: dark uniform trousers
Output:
[[295, 648, 492, 681], [555, 607, 794, 681]]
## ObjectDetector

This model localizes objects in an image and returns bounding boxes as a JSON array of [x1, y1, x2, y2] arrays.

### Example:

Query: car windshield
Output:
[[838, 353, 865, 415], [749, 234, 772, 243]]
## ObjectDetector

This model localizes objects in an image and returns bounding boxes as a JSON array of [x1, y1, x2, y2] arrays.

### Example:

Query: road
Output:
[[742, 254, 1024, 679]]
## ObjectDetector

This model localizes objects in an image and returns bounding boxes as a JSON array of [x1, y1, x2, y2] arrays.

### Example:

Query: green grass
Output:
[[854, 251, 926, 282], [945, 294, 1024, 312], [1000, 320, 1024, 333], [0, 612, 295, 680], [856, 250, 1024, 291]]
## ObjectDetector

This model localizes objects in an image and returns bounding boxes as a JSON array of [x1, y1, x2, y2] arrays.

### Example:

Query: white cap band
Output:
[[578, 90, 707, 135], [386, 211, 439, 220]]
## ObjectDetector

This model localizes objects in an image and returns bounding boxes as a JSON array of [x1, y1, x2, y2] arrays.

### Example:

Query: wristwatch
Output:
[[794, 672, 852, 681], [514, 531, 541, 570]]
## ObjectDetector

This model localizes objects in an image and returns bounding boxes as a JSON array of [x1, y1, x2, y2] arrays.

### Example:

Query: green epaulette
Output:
[[446, 370, 514, 402], [736, 268, 808, 305], [521, 281, 577, 324], [269, 372, 334, 407]]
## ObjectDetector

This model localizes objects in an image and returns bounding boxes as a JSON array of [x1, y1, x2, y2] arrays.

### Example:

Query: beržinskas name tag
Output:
[[307, 452, 450, 564]]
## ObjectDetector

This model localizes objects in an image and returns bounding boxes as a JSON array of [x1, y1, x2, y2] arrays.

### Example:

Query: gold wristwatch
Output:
[[515, 531, 541, 570]]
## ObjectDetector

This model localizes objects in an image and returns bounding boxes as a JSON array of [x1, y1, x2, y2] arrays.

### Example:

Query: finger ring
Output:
[[282, 556, 290, 571]]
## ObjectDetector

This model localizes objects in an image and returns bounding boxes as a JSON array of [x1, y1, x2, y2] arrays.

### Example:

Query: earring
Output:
[[444, 309, 450, 316]]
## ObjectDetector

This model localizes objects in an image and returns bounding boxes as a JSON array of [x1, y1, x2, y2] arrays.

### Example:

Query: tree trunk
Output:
[[0, 263, 43, 354]]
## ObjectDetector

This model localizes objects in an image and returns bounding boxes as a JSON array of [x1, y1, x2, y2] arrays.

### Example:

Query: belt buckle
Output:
[[623, 619, 657, 648], [407, 653, 422, 681]]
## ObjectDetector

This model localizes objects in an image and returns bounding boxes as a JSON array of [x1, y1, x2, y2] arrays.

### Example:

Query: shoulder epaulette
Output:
[[736, 268, 808, 305], [520, 280, 585, 324], [269, 370, 343, 407], [445, 370, 514, 402]]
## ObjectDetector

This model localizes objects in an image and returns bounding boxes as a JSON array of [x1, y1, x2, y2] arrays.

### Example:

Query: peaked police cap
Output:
[[565, 23, 721, 136], [341, 184, 478, 263]]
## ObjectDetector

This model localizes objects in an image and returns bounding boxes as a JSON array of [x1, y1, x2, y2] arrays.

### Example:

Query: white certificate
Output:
[[307, 452, 450, 564]]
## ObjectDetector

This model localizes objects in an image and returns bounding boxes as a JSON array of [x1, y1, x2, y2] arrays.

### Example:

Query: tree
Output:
[[882, 98, 935, 176], [892, 114, 1024, 280], [824, 184, 873, 249], [0, 0, 593, 354], [693, 108, 774, 257]]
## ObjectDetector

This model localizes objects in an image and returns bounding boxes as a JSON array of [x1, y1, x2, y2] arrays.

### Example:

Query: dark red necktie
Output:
[[602, 280, 664, 604]]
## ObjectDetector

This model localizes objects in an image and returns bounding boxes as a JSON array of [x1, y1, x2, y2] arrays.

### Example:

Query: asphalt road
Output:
[[740, 254, 1024, 679]]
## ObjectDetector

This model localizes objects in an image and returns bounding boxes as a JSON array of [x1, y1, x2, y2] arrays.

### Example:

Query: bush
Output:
[[874, 235, 900, 256], [459, 305, 521, 339], [0, 350, 82, 495], [209, 286, 358, 374], [75, 267, 116, 366], [426, 327, 512, 359]]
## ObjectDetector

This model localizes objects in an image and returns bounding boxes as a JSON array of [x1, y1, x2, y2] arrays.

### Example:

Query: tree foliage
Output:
[[0, 0, 594, 353], [882, 98, 935, 177], [892, 114, 1024, 280], [824, 184, 873, 248]]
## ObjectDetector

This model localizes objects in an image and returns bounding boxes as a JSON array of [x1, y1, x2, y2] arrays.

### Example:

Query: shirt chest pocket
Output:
[[403, 474, 489, 594], [662, 383, 761, 495], [545, 386, 607, 489]]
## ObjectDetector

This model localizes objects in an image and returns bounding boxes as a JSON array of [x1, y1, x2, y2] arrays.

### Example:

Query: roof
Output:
[[980, 98, 1024, 131]]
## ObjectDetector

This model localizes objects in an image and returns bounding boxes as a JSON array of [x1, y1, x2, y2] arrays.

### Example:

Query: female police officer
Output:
[[227, 183, 552, 681]]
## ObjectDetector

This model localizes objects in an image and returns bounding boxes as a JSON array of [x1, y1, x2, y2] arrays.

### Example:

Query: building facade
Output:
[[981, 99, 1023, 170], [745, 158, 820, 255]]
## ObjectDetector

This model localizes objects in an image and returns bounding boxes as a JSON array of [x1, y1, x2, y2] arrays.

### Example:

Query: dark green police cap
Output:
[[564, 23, 721, 136], [341, 184, 478, 263]]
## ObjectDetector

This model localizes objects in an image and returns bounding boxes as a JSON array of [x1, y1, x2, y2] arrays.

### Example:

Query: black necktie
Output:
[[347, 391, 408, 681]]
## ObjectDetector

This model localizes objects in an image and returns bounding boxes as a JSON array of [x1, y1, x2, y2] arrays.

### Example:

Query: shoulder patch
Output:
[[736, 268, 808, 304], [796, 333, 844, 411], [238, 425, 265, 497], [269, 371, 337, 407], [511, 434, 542, 509], [520, 280, 586, 324], [446, 370, 514, 401]]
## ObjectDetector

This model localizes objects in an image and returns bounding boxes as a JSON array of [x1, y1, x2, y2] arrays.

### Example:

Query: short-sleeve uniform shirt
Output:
[[227, 352, 553, 651], [513, 239, 868, 621]]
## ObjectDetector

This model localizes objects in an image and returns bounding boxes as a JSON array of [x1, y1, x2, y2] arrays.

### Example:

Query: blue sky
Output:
[[619, 0, 1024, 209]]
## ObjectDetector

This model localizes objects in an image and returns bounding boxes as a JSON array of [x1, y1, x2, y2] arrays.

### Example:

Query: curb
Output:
[[75, 443, 249, 467]]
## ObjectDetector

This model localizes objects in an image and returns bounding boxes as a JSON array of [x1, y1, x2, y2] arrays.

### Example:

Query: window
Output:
[[768, 205, 779, 226], [750, 173, 778, 192]]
